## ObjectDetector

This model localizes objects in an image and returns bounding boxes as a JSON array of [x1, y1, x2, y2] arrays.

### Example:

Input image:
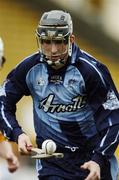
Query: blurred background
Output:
[[0, 0, 119, 179]]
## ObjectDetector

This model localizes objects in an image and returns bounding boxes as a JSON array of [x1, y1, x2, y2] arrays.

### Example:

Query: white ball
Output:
[[42, 139, 57, 155]]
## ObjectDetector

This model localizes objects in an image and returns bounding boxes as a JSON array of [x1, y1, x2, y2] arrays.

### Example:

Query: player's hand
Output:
[[6, 152, 19, 173], [81, 160, 100, 180], [18, 133, 33, 155]]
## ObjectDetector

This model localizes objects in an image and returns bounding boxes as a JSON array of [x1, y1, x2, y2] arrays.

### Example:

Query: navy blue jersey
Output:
[[0, 43, 119, 173]]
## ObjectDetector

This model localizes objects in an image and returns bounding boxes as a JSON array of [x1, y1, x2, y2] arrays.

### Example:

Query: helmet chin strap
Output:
[[46, 57, 65, 66], [44, 56, 66, 69], [44, 48, 69, 69]]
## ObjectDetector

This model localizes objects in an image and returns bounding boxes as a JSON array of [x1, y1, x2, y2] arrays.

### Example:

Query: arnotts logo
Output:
[[39, 94, 86, 113]]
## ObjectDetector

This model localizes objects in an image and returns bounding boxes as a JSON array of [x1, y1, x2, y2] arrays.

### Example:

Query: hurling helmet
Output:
[[36, 10, 73, 68], [36, 10, 73, 38]]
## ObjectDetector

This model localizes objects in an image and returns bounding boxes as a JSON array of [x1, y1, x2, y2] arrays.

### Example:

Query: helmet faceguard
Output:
[[36, 10, 73, 69]]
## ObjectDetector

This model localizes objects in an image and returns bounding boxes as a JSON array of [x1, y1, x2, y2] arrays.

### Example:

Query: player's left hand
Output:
[[18, 133, 33, 155], [81, 160, 100, 180], [6, 152, 19, 173]]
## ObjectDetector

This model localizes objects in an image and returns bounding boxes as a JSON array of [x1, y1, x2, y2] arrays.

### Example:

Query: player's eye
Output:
[[40, 38, 68, 45], [41, 39, 51, 44], [53, 40, 63, 44]]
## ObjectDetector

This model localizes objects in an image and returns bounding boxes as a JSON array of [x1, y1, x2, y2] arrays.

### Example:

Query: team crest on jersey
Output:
[[68, 79, 77, 86], [38, 94, 87, 113], [37, 78, 45, 86], [49, 75, 63, 84]]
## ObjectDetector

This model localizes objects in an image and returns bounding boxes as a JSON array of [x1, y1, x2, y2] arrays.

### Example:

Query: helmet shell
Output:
[[36, 10, 73, 38]]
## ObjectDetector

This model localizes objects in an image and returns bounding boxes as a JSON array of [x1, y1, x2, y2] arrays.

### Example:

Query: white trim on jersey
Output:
[[108, 117, 113, 126], [1, 101, 13, 130], [81, 49, 95, 59], [100, 129, 109, 148], [101, 129, 119, 155]]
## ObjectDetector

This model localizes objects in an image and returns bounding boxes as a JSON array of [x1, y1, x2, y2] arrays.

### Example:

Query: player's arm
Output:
[[0, 64, 32, 152], [82, 65, 119, 179], [0, 84, 32, 154], [0, 79, 24, 142], [91, 124, 119, 166]]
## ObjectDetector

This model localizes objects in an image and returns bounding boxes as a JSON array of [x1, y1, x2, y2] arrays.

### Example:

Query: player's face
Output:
[[40, 37, 69, 62]]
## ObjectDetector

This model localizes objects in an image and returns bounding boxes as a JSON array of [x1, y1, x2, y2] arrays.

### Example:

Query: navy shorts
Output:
[[37, 150, 112, 180]]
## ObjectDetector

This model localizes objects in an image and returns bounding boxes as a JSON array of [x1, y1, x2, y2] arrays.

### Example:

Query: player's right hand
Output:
[[18, 133, 33, 155], [6, 152, 19, 173], [81, 160, 100, 180]]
